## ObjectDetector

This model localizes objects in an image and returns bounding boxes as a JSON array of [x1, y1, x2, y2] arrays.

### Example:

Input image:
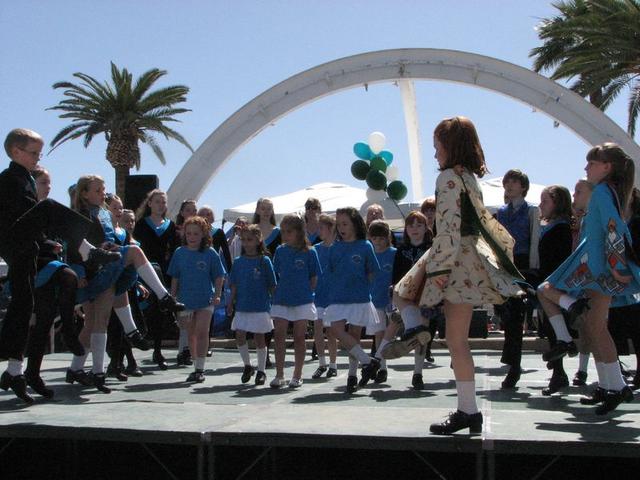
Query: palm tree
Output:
[[530, 0, 640, 137], [48, 62, 194, 198]]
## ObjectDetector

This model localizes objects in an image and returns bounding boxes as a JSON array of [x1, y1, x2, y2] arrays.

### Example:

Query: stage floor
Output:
[[1, 346, 639, 478]]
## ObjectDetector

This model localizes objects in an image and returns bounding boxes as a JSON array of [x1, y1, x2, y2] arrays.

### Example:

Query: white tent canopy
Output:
[[223, 182, 368, 223]]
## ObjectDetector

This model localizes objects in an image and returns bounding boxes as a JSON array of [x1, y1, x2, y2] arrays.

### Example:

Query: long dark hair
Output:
[[587, 143, 635, 215], [253, 198, 276, 225], [434, 116, 487, 177], [542, 185, 572, 222], [335, 207, 367, 240]]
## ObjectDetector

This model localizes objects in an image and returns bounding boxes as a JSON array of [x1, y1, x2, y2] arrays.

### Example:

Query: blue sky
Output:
[[1, 1, 634, 218]]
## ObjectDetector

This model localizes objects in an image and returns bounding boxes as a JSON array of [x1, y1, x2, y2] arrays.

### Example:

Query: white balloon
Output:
[[366, 188, 387, 203], [385, 165, 399, 181], [368, 131, 386, 154]]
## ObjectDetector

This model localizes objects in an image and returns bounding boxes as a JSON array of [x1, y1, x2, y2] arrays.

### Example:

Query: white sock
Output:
[[595, 362, 608, 389], [380, 358, 387, 369], [257, 347, 267, 372], [178, 328, 189, 352], [318, 352, 327, 367], [238, 343, 251, 366], [90, 333, 107, 374], [79, 239, 95, 262], [401, 305, 423, 330], [604, 361, 626, 391], [349, 345, 370, 364], [578, 353, 590, 372], [6, 359, 23, 376], [114, 305, 137, 335], [558, 295, 577, 311], [136, 262, 169, 299], [376, 338, 390, 360], [70, 353, 88, 371], [195, 357, 206, 371], [456, 380, 479, 414], [414, 347, 426, 374], [548, 314, 573, 343], [329, 362, 337, 370], [348, 356, 358, 376]]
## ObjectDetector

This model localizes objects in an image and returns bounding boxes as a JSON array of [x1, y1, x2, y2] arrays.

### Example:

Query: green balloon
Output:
[[366, 170, 387, 191], [351, 160, 370, 180], [387, 180, 408, 200], [370, 156, 387, 172]]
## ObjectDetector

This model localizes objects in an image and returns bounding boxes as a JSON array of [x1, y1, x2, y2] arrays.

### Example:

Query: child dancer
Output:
[[539, 144, 638, 414], [168, 216, 226, 383], [324, 207, 381, 394], [304, 198, 322, 245], [228, 225, 277, 385], [367, 221, 397, 386], [393, 116, 523, 434], [269, 215, 320, 388], [311, 214, 339, 379]]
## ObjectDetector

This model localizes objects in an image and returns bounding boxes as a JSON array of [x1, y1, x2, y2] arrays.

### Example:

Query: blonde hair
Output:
[[280, 214, 310, 251], [74, 175, 105, 212]]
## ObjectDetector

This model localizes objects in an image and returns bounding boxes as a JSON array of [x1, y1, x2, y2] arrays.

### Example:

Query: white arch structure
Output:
[[167, 48, 640, 214]]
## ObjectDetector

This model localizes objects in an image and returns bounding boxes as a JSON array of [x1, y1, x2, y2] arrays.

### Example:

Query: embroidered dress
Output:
[[546, 183, 640, 305], [394, 168, 522, 307]]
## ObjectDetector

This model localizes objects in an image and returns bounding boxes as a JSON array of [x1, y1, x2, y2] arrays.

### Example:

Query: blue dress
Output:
[[547, 183, 640, 305]]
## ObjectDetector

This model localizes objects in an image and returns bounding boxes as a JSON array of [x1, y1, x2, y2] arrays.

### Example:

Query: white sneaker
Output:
[[288, 377, 303, 388], [270, 376, 286, 389]]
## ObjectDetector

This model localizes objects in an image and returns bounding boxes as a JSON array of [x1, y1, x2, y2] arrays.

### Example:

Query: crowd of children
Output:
[[1, 121, 639, 435]]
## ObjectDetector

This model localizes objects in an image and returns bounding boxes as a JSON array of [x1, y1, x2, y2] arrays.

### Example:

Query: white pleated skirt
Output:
[[231, 311, 274, 334], [271, 303, 317, 321], [324, 302, 378, 327]]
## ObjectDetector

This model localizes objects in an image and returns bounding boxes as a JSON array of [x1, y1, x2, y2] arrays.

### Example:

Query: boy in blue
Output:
[[270, 215, 321, 389], [228, 225, 277, 386], [324, 207, 381, 393], [169, 216, 226, 383]]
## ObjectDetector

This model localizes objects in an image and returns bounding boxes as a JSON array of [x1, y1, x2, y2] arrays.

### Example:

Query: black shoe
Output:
[[241, 365, 255, 383], [425, 349, 434, 363], [25, 373, 54, 399], [158, 294, 185, 313], [542, 373, 569, 396], [632, 373, 640, 389], [62, 333, 85, 356], [124, 364, 143, 377], [187, 370, 205, 383], [580, 387, 607, 405], [176, 349, 193, 366], [255, 371, 266, 385], [86, 247, 121, 268], [412, 373, 425, 391], [106, 364, 128, 382], [374, 368, 388, 384], [265, 355, 273, 369], [153, 351, 168, 370], [326, 367, 337, 378], [358, 357, 381, 387], [542, 341, 577, 363], [1, 372, 35, 404], [595, 386, 634, 415], [65, 369, 92, 386], [501, 366, 521, 389], [207, 349, 213, 357], [125, 330, 151, 351], [312, 366, 327, 379], [88, 372, 111, 394], [573, 370, 588, 386], [566, 298, 589, 329], [346, 375, 358, 394], [430, 410, 483, 435]]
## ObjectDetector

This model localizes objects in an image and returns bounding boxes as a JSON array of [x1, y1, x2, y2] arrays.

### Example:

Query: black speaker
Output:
[[124, 174, 159, 211]]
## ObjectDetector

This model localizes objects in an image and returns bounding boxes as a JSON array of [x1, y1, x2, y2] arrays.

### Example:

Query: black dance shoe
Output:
[[106, 364, 128, 382], [125, 330, 151, 351], [632, 373, 640, 389], [430, 410, 483, 435], [241, 365, 255, 384], [326, 367, 337, 378], [572, 370, 588, 386], [412, 373, 425, 391], [186, 370, 205, 383], [62, 333, 86, 357], [65, 369, 92, 386], [501, 366, 522, 390], [542, 372, 569, 396], [207, 349, 213, 357], [358, 357, 381, 387], [425, 348, 435, 363], [25, 373, 54, 399], [158, 294, 185, 313], [311, 366, 327, 379], [86, 248, 121, 268], [1, 372, 35, 404], [566, 298, 589, 329], [152, 351, 168, 370], [580, 387, 607, 405], [595, 386, 634, 415], [124, 364, 144, 377], [542, 341, 577, 363], [88, 372, 111, 394], [381, 326, 431, 360], [346, 375, 358, 394], [176, 348, 193, 366], [255, 371, 266, 386], [374, 368, 388, 384]]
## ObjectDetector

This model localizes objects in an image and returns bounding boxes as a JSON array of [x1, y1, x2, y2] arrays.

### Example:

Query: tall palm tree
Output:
[[48, 62, 194, 198], [530, 0, 640, 137]]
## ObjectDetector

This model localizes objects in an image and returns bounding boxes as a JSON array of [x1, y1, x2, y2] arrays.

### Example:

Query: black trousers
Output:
[[0, 199, 92, 359], [500, 254, 531, 368], [142, 264, 176, 352]]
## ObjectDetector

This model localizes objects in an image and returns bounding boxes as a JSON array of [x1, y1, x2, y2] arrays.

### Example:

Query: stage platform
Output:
[[1, 346, 639, 480]]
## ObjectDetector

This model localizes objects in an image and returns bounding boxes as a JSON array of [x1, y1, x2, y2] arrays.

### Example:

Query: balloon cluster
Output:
[[350, 132, 408, 201]]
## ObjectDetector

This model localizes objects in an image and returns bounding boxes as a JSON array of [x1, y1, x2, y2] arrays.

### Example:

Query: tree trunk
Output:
[[114, 164, 130, 201]]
